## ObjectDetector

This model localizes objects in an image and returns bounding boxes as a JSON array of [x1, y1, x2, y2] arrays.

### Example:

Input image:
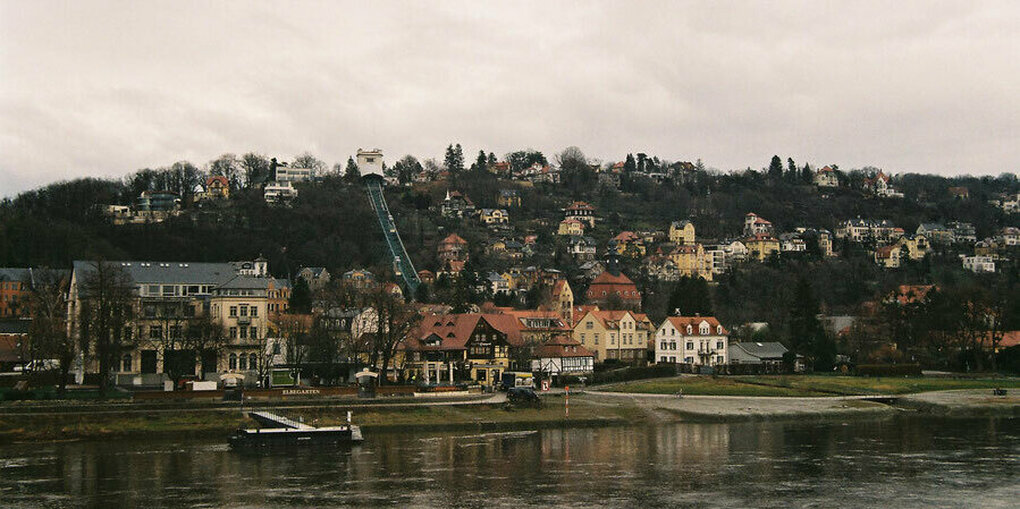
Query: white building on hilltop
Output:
[[357, 148, 384, 178]]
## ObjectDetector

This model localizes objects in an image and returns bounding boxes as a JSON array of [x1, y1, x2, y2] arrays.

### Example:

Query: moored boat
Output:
[[228, 410, 364, 449]]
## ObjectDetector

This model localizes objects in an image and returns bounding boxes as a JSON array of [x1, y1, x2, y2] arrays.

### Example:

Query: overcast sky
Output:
[[1, 0, 1017, 196]]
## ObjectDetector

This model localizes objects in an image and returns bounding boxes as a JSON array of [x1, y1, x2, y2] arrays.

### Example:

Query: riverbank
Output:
[[2, 388, 1015, 443], [600, 375, 1020, 397]]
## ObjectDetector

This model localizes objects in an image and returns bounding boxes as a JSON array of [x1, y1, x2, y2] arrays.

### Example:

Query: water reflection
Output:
[[1, 416, 1017, 508]]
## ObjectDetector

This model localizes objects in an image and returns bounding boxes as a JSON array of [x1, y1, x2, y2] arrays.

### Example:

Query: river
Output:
[[1, 416, 1017, 508]]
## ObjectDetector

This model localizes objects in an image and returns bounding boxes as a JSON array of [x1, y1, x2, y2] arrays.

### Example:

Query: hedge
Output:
[[590, 364, 677, 385], [856, 364, 922, 377]]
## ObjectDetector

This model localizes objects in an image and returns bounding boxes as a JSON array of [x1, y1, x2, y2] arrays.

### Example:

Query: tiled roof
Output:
[[663, 316, 728, 335], [73, 260, 236, 286], [730, 341, 788, 361]]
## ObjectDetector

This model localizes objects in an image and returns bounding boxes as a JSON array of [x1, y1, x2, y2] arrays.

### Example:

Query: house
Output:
[[885, 285, 937, 306], [417, 270, 436, 284], [440, 190, 475, 218], [744, 234, 780, 262], [0, 268, 33, 318], [669, 220, 697, 245], [999, 227, 1019, 246], [744, 213, 773, 236], [947, 186, 969, 200], [836, 219, 874, 242], [404, 313, 525, 386], [989, 192, 1020, 213], [813, 166, 839, 188], [894, 235, 930, 261], [564, 201, 596, 228], [266, 277, 291, 315], [566, 236, 597, 261], [728, 342, 790, 372], [136, 191, 180, 213], [609, 231, 646, 258], [489, 161, 511, 176], [669, 244, 713, 281], [874, 245, 902, 268], [863, 171, 903, 198], [273, 166, 313, 183], [550, 280, 575, 324], [558, 219, 586, 236], [297, 267, 330, 291], [437, 233, 469, 265], [961, 255, 995, 273], [779, 233, 807, 253], [916, 223, 954, 245], [578, 261, 606, 281], [486, 272, 511, 295], [341, 269, 376, 289], [203, 176, 230, 200], [947, 221, 977, 244], [264, 181, 298, 203], [479, 208, 509, 225], [654, 316, 729, 366], [497, 189, 521, 208], [586, 263, 642, 309], [572, 307, 653, 364], [0, 319, 30, 372], [531, 336, 595, 378]]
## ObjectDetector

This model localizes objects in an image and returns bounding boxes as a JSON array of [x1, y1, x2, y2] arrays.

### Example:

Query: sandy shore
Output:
[[896, 389, 1020, 417]]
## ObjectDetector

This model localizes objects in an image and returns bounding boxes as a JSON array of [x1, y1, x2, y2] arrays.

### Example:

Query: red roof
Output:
[[565, 201, 595, 212], [875, 245, 898, 258], [613, 231, 641, 243], [408, 313, 525, 351], [890, 285, 935, 305], [664, 316, 728, 335], [535, 336, 594, 358], [206, 175, 229, 187], [440, 233, 467, 245]]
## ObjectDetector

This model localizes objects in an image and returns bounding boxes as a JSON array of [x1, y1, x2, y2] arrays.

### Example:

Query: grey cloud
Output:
[[1, 0, 1017, 196]]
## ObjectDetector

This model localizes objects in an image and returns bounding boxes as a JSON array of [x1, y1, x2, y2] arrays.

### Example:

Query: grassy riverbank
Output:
[[603, 375, 1020, 397], [0, 395, 630, 442]]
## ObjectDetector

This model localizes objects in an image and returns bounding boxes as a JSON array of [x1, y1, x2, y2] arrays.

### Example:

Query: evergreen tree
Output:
[[444, 144, 457, 173], [487, 152, 497, 166], [768, 155, 784, 180], [788, 277, 835, 370], [453, 144, 465, 173], [473, 150, 487, 172], [802, 163, 813, 184], [344, 157, 360, 182], [636, 153, 647, 173], [623, 153, 637, 173], [787, 157, 798, 182], [289, 277, 312, 314]]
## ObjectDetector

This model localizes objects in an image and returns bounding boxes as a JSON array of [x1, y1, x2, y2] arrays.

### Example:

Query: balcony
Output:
[[237, 315, 251, 325]]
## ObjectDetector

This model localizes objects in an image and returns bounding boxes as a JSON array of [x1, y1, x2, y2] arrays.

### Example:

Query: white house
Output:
[[654, 316, 729, 366], [357, 148, 384, 178], [813, 166, 839, 188], [961, 255, 995, 273], [530, 336, 595, 377], [264, 181, 298, 203]]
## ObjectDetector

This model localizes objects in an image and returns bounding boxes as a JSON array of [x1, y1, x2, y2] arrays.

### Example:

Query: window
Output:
[[121, 354, 132, 372], [272, 341, 281, 355], [239, 326, 247, 339], [250, 307, 258, 317], [229, 306, 238, 317], [670, 356, 676, 363], [686, 342, 694, 350], [594, 333, 600, 345], [660, 342, 667, 350], [586, 321, 593, 330], [229, 327, 237, 339], [670, 342, 677, 350], [717, 325, 724, 334], [686, 325, 693, 335], [249, 354, 257, 371], [149, 326, 162, 339], [580, 333, 586, 343], [250, 327, 258, 340], [660, 356, 667, 363], [716, 341, 724, 350], [238, 354, 247, 370], [240, 306, 248, 317]]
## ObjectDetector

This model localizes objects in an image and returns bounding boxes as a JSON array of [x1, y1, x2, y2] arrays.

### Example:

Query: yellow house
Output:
[[550, 280, 574, 323], [558, 219, 586, 236], [745, 234, 780, 262], [669, 220, 696, 245], [669, 243, 713, 281], [894, 234, 929, 261], [572, 307, 653, 364], [610, 231, 646, 257], [404, 314, 525, 386], [479, 208, 509, 225], [874, 245, 901, 268]]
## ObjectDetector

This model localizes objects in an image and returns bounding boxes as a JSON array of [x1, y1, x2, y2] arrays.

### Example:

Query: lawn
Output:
[[603, 375, 1020, 397]]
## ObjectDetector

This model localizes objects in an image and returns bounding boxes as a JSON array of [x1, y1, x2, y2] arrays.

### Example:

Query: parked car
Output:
[[506, 387, 541, 408]]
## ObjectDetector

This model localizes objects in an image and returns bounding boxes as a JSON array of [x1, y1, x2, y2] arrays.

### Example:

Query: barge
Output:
[[228, 410, 363, 449]]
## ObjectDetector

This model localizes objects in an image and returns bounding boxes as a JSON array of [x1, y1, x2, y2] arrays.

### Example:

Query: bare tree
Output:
[[239, 152, 271, 188], [292, 152, 326, 176], [27, 269, 73, 392], [77, 262, 135, 394], [364, 286, 420, 384], [209, 154, 242, 190]]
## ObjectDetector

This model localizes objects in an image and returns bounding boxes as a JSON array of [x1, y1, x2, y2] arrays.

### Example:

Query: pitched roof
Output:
[[0, 268, 32, 283], [663, 316, 728, 335], [73, 261, 237, 286], [535, 336, 594, 358], [730, 341, 788, 361], [565, 201, 595, 211], [409, 313, 525, 351], [440, 233, 468, 245]]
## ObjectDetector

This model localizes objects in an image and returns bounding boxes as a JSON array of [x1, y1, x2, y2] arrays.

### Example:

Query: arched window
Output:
[[229, 353, 237, 370], [686, 325, 693, 335], [121, 354, 132, 372], [249, 354, 257, 371], [238, 354, 247, 370]]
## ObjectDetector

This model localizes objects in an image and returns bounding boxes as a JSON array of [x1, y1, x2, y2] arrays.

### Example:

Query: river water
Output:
[[1, 416, 1017, 508]]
